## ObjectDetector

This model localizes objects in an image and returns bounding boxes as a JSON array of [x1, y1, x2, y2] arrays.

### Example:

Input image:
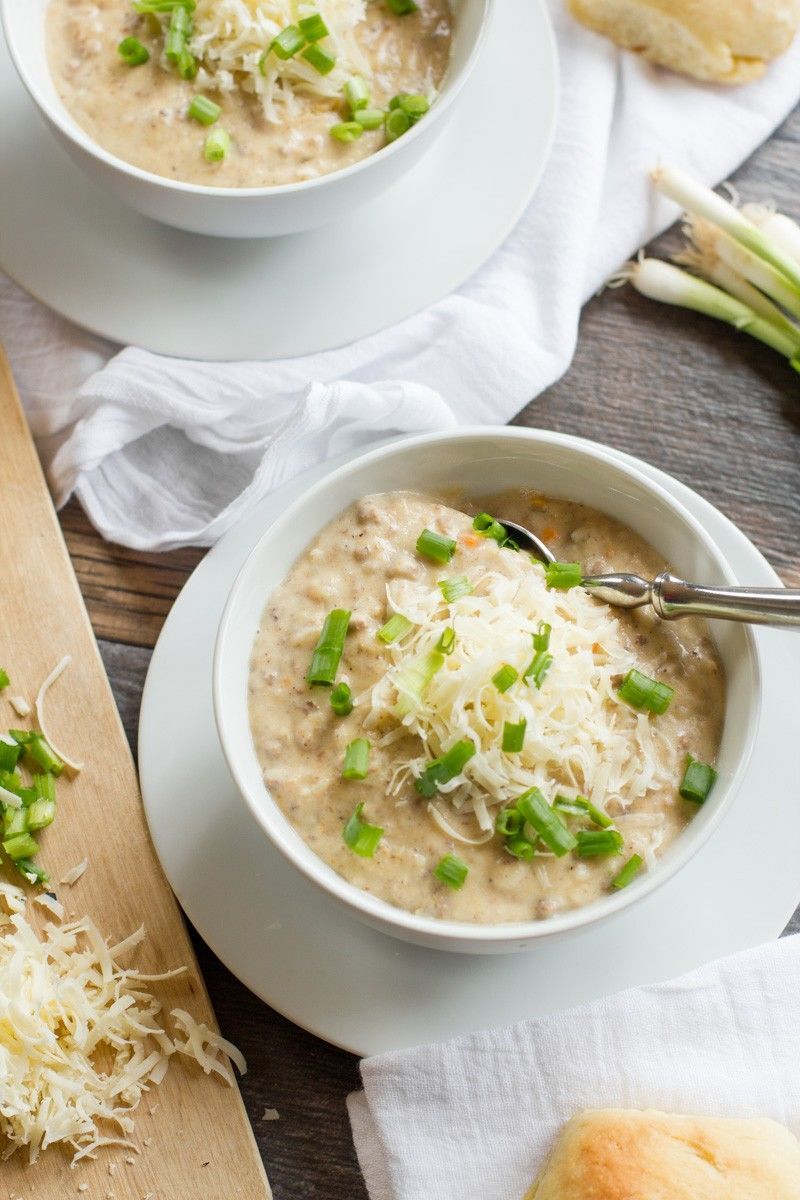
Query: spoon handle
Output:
[[652, 571, 800, 628]]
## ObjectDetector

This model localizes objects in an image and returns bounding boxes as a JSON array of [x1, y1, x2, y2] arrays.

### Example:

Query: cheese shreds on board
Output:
[[366, 558, 672, 834], [35, 655, 84, 776], [0, 883, 245, 1165]]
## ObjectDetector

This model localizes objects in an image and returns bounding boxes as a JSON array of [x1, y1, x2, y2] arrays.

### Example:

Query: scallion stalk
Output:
[[14, 858, 49, 885], [3, 832, 39, 861], [523, 650, 552, 690], [505, 834, 536, 860], [385, 108, 411, 142], [495, 806, 523, 837], [165, 4, 191, 61], [132, 0, 194, 12]]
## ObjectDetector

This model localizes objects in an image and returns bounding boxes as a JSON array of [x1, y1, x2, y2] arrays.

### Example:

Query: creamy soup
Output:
[[248, 491, 725, 924], [46, 0, 453, 187]]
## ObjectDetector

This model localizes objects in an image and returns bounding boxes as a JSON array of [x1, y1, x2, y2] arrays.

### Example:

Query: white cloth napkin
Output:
[[347, 935, 800, 1200], [4, 5, 800, 549]]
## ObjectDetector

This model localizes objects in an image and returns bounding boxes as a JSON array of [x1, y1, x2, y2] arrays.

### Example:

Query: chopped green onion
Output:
[[132, 0, 194, 12], [612, 853, 643, 889], [433, 853, 468, 890], [307, 609, 351, 686], [492, 664, 518, 694], [544, 561, 583, 590], [0, 741, 22, 773], [330, 121, 364, 143], [355, 108, 384, 130], [575, 829, 624, 857], [617, 668, 674, 715], [472, 512, 507, 542], [414, 739, 475, 798], [505, 834, 536, 860], [330, 683, 353, 717], [376, 613, 413, 644], [14, 858, 49, 885], [495, 806, 523, 837], [385, 108, 411, 142], [177, 45, 198, 79], [27, 799, 55, 832], [436, 627, 456, 655], [385, 0, 419, 13], [33, 774, 56, 803], [3, 808, 27, 839], [188, 95, 221, 124], [0, 769, 22, 795], [393, 93, 429, 122], [14, 733, 63, 777], [554, 794, 613, 829], [269, 24, 305, 59], [204, 127, 230, 161], [523, 650, 553, 690], [302, 44, 336, 74], [516, 788, 577, 857], [502, 719, 526, 753], [438, 576, 473, 604], [165, 4, 191, 60], [393, 650, 444, 716], [118, 36, 150, 65], [679, 754, 717, 803], [415, 528, 456, 564], [342, 738, 370, 781], [532, 621, 551, 652], [3, 833, 38, 861], [344, 75, 370, 113], [298, 11, 329, 41], [0, 670, 8, 689], [342, 803, 383, 857], [17, 787, 36, 808]]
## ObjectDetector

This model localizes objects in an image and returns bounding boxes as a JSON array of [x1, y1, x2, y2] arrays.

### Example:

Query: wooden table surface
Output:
[[53, 112, 800, 1198]]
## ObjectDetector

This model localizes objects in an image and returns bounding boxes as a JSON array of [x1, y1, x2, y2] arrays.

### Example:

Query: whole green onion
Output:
[[27, 798, 55, 832], [612, 853, 643, 889], [342, 738, 370, 780], [270, 24, 305, 59], [307, 609, 351, 686], [3, 808, 27, 839], [188, 95, 221, 125], [118, 36, 150, 65], [575, 829, 624, 858], [414, 739, 475, 798], [299, 11, 329, 41], [433, 853, 468, 890], [516, 788, 577, 857], [377, 613, 413, 644], [330, 682, 354, 717], [492, 664, 518, 694], [502, 719, 526, 753], [330, 122, 363, 143], [344, 76, 370, 113], [439, 576, 472, 603], [416, 528, 456, 564], [679, 754, 717, 803], [617, 668, 674, 715], [302, 44, 336, 74], [544, 561, 582, 590], [342, 803, 383, 857]]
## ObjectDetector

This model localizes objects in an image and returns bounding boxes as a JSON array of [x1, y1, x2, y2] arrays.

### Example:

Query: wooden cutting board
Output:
[[0, 348, 272, 1198]]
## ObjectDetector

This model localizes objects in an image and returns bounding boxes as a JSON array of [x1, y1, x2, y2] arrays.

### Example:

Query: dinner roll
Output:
[[567, 0, 800, 83], [526, 1108, 800, 1199]]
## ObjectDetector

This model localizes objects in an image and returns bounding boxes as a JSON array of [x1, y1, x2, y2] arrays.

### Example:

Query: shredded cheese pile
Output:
[[0, 883, 245, 1165], [366, 559, 672, 841], [164, 0, 373, 121]]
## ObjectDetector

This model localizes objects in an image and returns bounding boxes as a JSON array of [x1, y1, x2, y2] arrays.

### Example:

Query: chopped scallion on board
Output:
[[433, 853, 468, 890], [342, 803, 383, 857]]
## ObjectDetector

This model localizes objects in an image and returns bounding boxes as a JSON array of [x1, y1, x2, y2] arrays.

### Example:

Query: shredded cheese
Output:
[[60, 858, 89, 886], [9, 696, 31, 718], [35, 655, 84, 776], [0, 885, 244, 1165], [367, 559, 672, 838]]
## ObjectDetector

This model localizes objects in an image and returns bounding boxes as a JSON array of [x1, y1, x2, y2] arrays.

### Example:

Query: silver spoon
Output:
[[500, 519, 800, 628]]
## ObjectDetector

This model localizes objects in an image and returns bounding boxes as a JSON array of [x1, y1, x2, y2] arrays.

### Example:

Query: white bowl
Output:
[[213, 429, 760, 953], [1, 0, 492, 238]]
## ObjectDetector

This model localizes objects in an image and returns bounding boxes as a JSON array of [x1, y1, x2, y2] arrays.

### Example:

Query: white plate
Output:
[[0, 0, 557, 361], [139, 434, 800, 1056]]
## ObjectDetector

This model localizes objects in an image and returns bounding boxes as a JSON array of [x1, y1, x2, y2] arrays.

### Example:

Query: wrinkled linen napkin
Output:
[[347, 935, 800, 1200], [4, 4, 800, 549]]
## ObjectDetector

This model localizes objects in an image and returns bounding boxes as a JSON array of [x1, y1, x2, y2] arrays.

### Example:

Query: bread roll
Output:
[[526, 1108, 800, 1199], [568, 0, 800, 83]]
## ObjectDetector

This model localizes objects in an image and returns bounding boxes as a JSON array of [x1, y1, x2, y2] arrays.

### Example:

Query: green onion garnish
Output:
[[385, 108, 411, 142], [330, 121, 363, 143], [204, 127, 231, 162], [330, 682, 353, 717], [679, 754, 717, 803], [523, 650, 552, 690], [355, 108, 384, 130], [165, 4, 191, 60], [393, 93, 429, 122], [302, 44, 336, 74], [270, 24, 305, 59], [516, 788, 577, 857], [505, 834, 536, 860], [385, 0, 419, 14], [342, 738, 370, 781], [342, 803, 383, 857], [0, 670, 8, 689], [502, 719, 526, 753], [612, 853, 643, 889], [438, 576, 473, 604], [472, 512, 507, 542], [436, 627, 456, 655], [416, 528, 456, 564], [188, 95, 221, 124], [307, 609, 351, 686], [132, 0, 194, 11], [433, 853, 468, 890], [118, 36, 150, 65], [544, 561, 583, 590], [553, 794, 613, 829], [298, 11, 329, 41], [617, 668, 674, 715], [14, 858, 49, 885], [344, 75, 370, 112], [414, 739, 475, 798], [3, 833, 39, 861], [575, 829, 624, 857], [0, 741, 22, 773], [177, 46, 198, 79], [492, 664, 518, 694], [377, 613, 413, 644], [495, 806, 523, 837], [393, 650, 444, 716], [532, 621, 551, 652]]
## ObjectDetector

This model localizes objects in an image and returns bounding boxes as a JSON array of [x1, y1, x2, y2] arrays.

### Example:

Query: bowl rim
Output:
[[1, 0, 495, 199], [213, 427, 761, 945]]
